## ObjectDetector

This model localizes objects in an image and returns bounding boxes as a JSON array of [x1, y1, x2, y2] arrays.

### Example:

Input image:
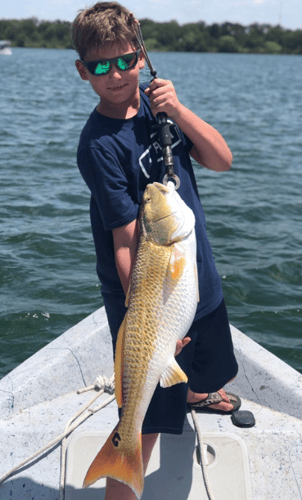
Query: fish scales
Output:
[[83, 182, 199, 498], [120, 241, 175, 436]]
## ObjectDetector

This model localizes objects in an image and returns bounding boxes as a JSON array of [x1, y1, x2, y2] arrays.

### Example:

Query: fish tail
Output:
[[83, 424, 144, 499]]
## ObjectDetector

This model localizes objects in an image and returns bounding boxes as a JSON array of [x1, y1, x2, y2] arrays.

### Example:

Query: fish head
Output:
[[140, 182, 195, 245]]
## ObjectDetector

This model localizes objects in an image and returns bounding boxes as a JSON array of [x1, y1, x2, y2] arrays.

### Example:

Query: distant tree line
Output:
[[0, 19, 72, 49], [0, 17, 302, 54], [141, 19, 302, 54]]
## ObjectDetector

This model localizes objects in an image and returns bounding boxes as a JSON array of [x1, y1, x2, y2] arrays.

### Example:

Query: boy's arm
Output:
[[145, 79, 232, 172], [112, 219, 139, 296]]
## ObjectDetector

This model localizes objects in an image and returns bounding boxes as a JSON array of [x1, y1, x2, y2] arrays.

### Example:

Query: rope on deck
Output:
[[191, 408, 216, 500], [0, 375, 115, 495], [59, 374, 115, 500]]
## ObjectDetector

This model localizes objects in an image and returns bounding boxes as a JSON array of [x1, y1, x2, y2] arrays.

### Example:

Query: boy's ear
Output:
[[75, 60, 89, 81], [138, 51, 145, 70]]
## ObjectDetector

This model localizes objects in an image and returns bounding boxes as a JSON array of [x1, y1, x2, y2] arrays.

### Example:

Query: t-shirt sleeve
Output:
[[78, 145, 139, 231]]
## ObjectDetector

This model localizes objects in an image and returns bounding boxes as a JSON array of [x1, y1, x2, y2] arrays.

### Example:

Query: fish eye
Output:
[[145, 197, 151, 203]]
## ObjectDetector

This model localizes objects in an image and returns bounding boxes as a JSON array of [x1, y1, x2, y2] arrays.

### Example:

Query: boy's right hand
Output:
[[144, 78, 183, 121]]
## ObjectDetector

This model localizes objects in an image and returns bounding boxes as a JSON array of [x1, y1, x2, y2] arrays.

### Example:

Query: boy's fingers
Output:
[[148, 78, 168, 92], [175, 337, 191, 356], [182, 337, 191, 348], [152, 78, 166, 86]]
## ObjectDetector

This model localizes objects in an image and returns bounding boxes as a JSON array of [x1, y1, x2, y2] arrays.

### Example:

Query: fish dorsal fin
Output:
[[125, 284, 130, 308], [114, 316, 127, 408], [125, 273, 133, 308], [160, 357, 188, 388], [125, 268, 134, 307]]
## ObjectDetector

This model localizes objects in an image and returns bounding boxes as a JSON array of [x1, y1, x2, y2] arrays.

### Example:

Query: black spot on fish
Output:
[[112, 432, 121, 447]]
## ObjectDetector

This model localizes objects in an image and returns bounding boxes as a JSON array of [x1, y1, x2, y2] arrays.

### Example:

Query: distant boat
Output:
[[0, 40, 12, 55]]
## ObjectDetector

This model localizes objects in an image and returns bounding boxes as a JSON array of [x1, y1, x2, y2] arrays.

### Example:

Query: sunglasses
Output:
[[80, 49, 141, 76]]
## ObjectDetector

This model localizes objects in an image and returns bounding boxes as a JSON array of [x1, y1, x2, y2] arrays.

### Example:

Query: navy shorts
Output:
[[102, 291, 238, 435]]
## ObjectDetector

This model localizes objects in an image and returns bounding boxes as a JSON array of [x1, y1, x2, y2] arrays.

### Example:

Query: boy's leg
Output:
[[176, 337, 235, 412], [105, 433, 159, 500], [185, 300, 239, 412]]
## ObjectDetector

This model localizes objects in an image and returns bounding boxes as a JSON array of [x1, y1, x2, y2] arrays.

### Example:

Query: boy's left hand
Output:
[[144, 79, 182, 121], [175, 337, 191, 357]]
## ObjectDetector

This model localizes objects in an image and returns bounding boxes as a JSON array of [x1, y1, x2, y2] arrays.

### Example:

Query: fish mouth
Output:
[[153, 211, 175, 224]]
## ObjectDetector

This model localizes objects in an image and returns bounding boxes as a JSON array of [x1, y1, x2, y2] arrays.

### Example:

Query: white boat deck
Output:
[[0, 307, 301, 499]]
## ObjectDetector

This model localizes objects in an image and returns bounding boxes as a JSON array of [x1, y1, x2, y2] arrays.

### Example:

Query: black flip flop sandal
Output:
[[187, 391, 241, 415]]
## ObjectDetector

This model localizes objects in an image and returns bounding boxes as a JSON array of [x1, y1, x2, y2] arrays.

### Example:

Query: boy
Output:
[[72, 2, 239, 498]]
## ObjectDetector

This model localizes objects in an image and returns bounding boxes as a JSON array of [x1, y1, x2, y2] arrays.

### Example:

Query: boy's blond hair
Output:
[[72, 2, 138, 59]]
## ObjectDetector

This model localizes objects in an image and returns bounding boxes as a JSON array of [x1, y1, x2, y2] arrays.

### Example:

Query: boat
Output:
[[0, 40, 12, 55], [0, 305, 301, 499]]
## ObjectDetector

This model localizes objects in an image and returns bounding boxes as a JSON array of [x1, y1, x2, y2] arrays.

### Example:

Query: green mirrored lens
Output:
[[117, 58, 128, 70], [94, 61, 110, 75], [117, 54, 136, 71]]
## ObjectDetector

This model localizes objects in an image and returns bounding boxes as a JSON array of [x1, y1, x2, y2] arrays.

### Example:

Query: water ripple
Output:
[[0, 49, 301, 377]]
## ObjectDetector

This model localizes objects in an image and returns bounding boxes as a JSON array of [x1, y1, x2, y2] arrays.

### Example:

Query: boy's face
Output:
[[75, 42, 145, 118]]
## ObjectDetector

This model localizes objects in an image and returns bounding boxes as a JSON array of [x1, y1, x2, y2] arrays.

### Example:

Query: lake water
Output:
[[0, 48, 301, 379]]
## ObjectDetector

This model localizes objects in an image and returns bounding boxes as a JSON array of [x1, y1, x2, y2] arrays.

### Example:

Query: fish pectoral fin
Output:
[[83, 425, 144, 499], [169, 243, 186, 281], [160, 357, 188, 388]]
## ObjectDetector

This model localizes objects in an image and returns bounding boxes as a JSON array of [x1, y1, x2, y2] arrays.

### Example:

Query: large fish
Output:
[[83, 181, 199, 498]]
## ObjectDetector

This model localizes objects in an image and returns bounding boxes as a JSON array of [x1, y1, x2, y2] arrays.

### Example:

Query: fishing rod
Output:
[[133, 20, 180, 189]]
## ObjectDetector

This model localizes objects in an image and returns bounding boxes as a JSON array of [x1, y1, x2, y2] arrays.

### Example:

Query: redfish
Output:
[[83, 181, 199, 498]]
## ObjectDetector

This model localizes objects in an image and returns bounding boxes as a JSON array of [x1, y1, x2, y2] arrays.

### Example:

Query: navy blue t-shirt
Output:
[[77, 83, 223, 319]]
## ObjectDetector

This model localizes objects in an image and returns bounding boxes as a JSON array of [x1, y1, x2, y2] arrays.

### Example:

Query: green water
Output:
[[0, 49, 301, 378]]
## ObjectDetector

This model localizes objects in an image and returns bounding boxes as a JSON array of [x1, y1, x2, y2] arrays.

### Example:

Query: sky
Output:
[[1, 0, 302, 30]]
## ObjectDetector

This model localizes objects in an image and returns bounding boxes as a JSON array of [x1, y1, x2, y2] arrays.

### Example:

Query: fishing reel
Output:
[[153, 112, 181, 190]]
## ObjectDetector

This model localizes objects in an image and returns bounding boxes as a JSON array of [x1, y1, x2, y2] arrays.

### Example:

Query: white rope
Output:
[[77, 374, 115, 395], [0, 374, 115, 492], [190, 408, 216, 500], [59, 374, 115, 500]]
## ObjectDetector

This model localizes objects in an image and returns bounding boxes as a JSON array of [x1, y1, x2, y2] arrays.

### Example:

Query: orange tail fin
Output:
[[83, 425, 144, 499]]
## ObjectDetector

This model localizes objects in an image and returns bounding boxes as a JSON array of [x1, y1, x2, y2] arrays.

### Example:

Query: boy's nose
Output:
[[108, 64, 123, 79]]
